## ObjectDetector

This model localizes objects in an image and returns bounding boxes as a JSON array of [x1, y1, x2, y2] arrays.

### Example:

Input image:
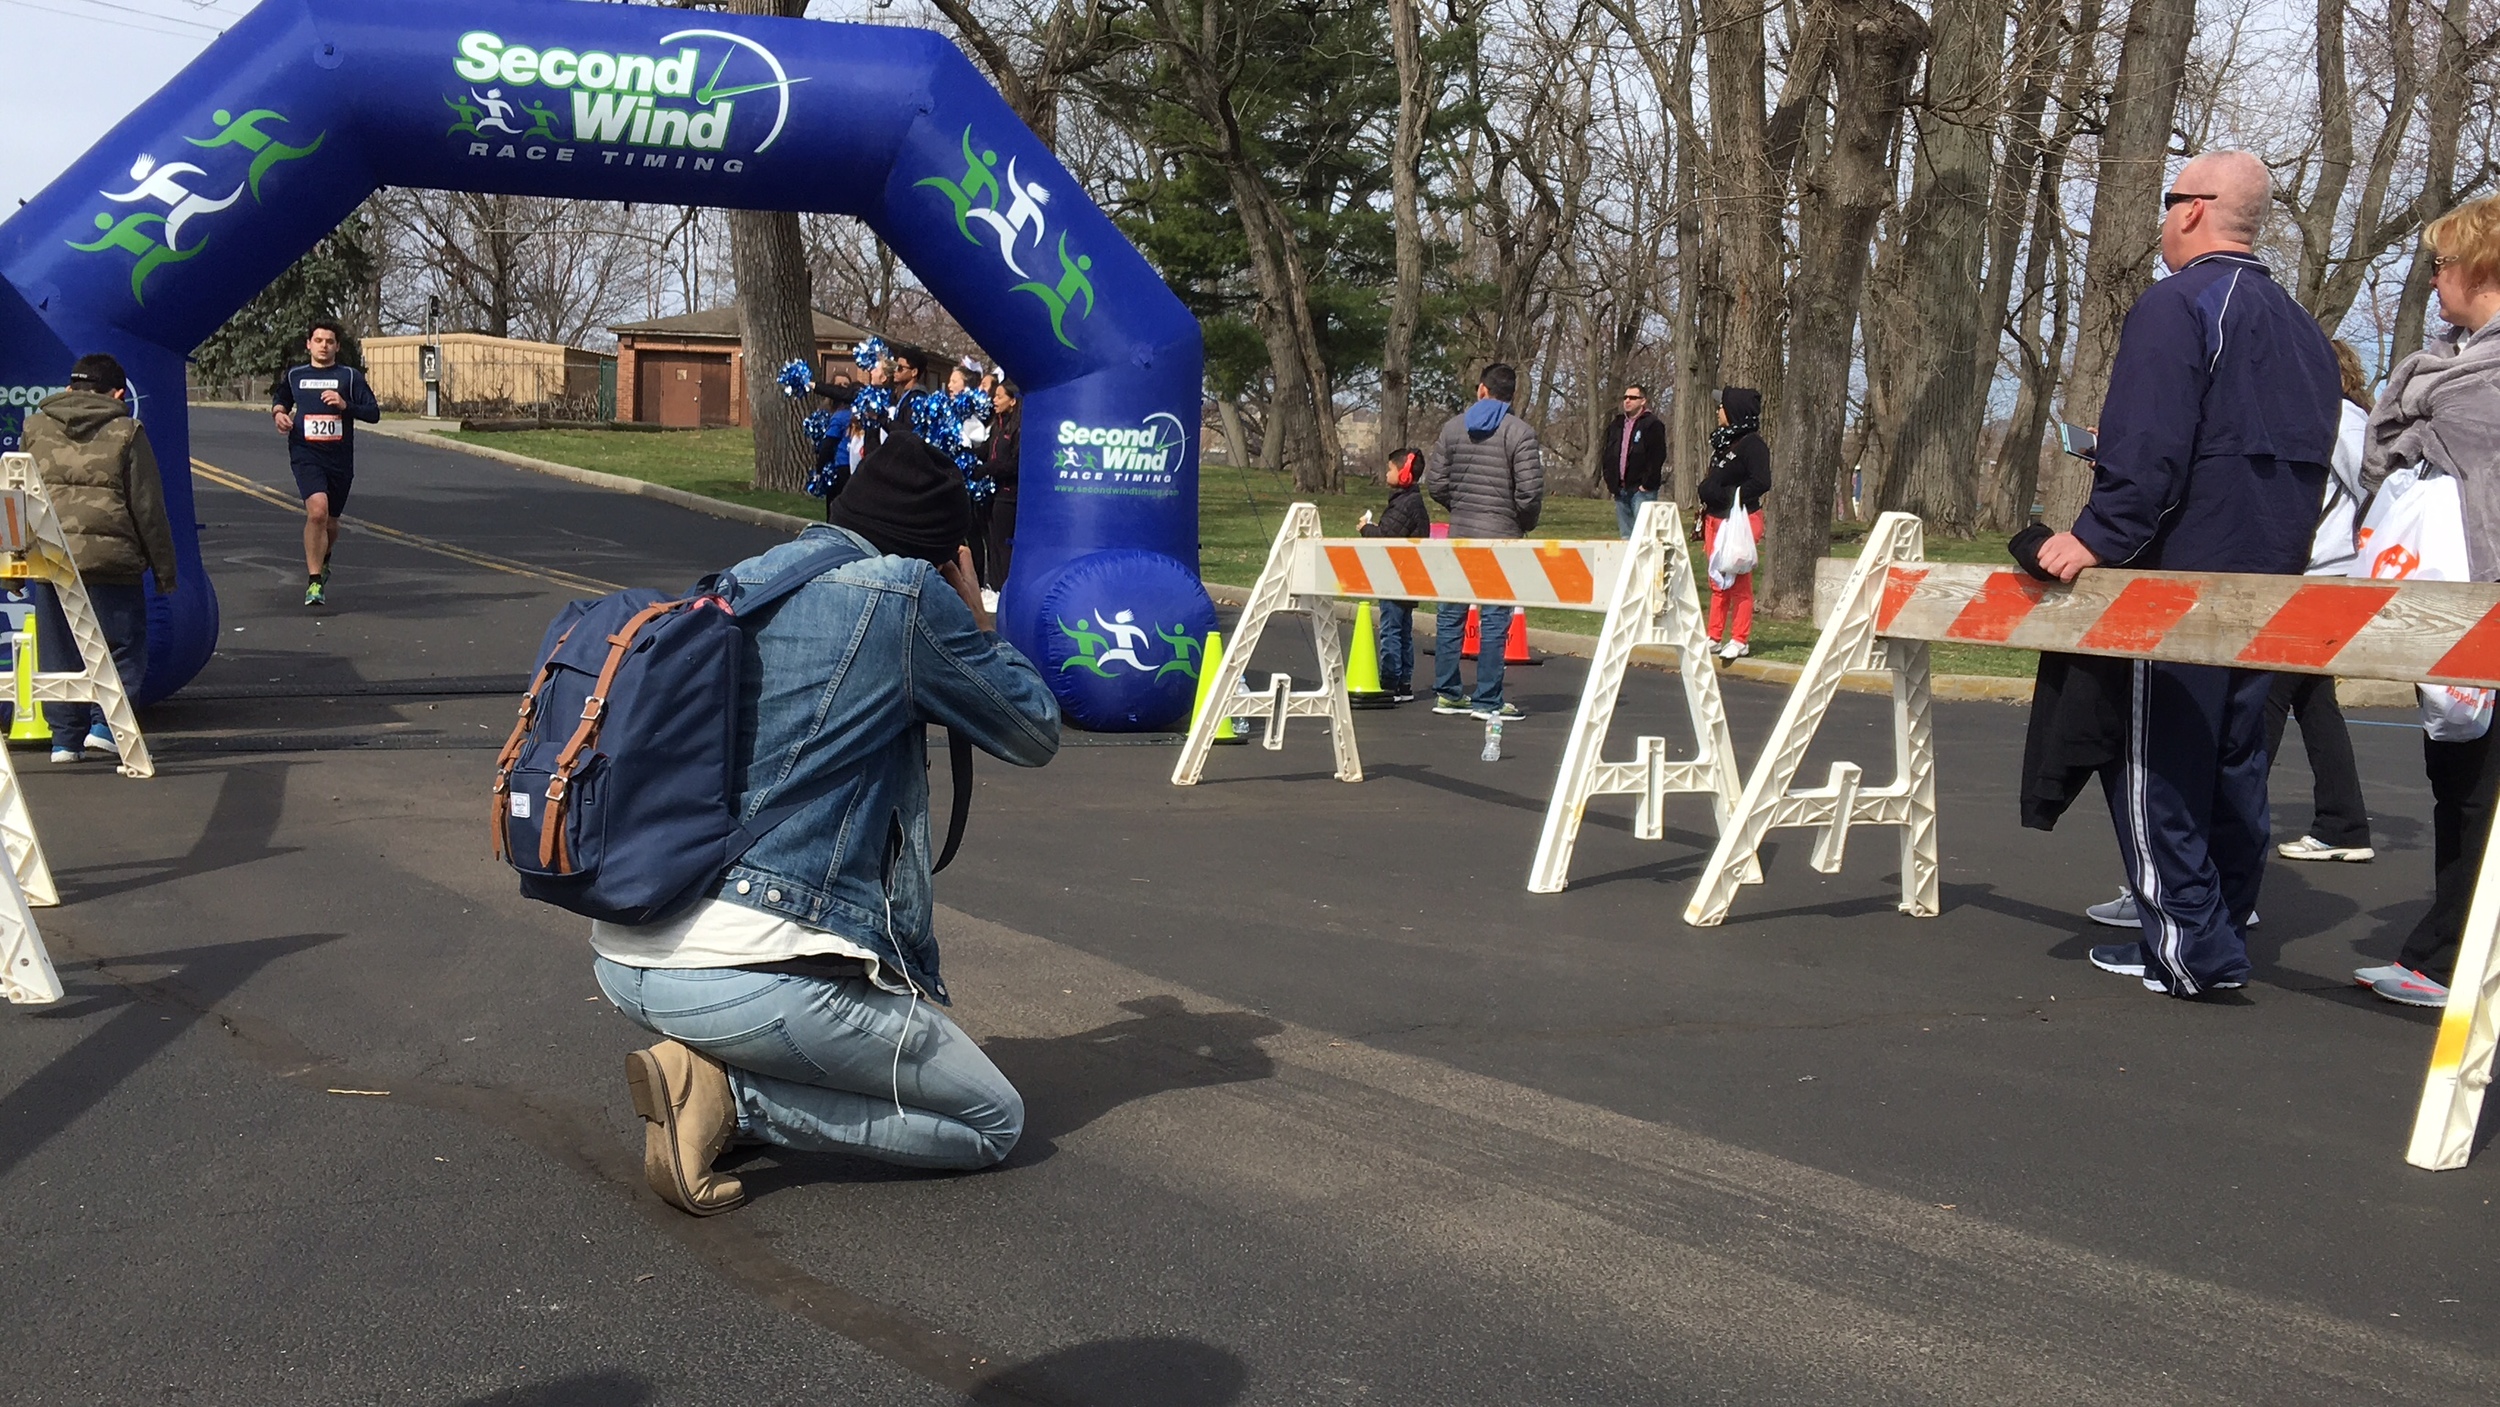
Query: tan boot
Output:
[[624, 1040, 745, 1216]]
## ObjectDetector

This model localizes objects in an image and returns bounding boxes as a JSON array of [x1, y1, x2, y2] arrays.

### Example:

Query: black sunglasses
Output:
[[2163, 191, 2217, 212]]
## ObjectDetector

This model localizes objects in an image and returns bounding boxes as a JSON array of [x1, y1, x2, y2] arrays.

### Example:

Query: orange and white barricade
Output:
[[1172, 501, 1747, 894], [1689, 509, 2500, 1170]]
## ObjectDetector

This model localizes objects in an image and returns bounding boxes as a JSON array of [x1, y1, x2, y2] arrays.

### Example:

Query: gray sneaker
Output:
[[2370, 969, 2449, 1008], [1431, 694, 1472, 716], [2086, 889, 2259, 929], [1471, 702, 1527, 722], [2086, 891, 2139, 927], [2354, 964, 2416, 988]]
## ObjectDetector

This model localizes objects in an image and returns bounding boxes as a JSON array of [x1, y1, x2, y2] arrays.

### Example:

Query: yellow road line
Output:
[[191, 458, 626, 596]]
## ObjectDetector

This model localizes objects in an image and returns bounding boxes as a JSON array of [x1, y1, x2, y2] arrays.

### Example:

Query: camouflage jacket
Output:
[[21, 390, 178, 592]]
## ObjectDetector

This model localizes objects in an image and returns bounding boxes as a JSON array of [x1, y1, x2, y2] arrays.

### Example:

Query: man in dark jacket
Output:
[[1425, 362, 1544, 719], [1599, 384, 1668, 538], [19, 353, 178, 764], [2034, 150, 2340, 998]]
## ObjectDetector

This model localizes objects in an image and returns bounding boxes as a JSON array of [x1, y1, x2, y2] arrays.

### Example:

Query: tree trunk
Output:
[[1875, 0, 2008, 536], [1761, 0, 1932, 618], [2391, 0, 2479, 362], [1381, 0, 1430, 462], [2040, 0, 2196, 530], [1701, 0, 1787, 416], [727, 0, 815, 497], [1983, 0, 2099, 530]]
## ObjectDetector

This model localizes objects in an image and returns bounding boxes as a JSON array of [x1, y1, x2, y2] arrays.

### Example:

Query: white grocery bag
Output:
[[2354, 463, 2492, 741], [1708, 508, 1758, 589]]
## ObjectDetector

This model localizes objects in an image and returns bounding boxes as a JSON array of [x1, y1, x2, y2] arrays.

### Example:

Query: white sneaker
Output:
[[48, 747, 79, 765], [1719, 638, 1749, 660], [2278, 835, 2373, 862]]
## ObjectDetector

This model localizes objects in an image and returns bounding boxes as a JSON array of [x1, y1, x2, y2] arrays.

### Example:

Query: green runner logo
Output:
[[65, 109, 325, 304], [918, 127, 1098, 349], [1058, 611, 1198, 680]]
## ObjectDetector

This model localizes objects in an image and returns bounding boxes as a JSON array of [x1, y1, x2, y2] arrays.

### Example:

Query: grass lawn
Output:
[[435, 426, 2034, 678], [438, 426, 823, 521]]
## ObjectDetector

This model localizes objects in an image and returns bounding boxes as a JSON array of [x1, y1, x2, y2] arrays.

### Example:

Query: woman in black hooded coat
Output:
[[1698, 386, 1771, 658]]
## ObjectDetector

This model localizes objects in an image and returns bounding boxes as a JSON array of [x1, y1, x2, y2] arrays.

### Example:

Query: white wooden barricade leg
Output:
[[1528, 499, 1755, 892], [0, 726, 61, 1004], [1171, 503, 1362, 785], [1, 453, 154, 779], [1685, 511, 1938, 926], [2407, 816, 2500, 1168]]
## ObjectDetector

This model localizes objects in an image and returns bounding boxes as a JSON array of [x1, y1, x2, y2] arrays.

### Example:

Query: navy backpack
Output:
[[492, 536, 971, 924]]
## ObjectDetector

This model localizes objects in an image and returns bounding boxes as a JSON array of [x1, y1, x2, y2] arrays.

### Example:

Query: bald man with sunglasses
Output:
[[2034, 150, 2342, 1000]]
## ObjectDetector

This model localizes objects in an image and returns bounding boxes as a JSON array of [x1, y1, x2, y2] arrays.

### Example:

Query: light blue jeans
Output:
[[1614, 490, 1657, 538], [592, 957, 1023, 1169]]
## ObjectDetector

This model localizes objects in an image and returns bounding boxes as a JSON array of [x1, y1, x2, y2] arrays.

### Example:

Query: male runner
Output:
[[270, 319, 378, 606]]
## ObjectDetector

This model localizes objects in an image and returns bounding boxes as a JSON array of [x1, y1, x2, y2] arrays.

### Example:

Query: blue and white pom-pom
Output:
[[802, 408, 837, 443], [776, 358, 815, 399], [851, 336, 887, 371], [805, 462, 843, 499], [967, 474, 997, 505], [908, 392, 960, 454]]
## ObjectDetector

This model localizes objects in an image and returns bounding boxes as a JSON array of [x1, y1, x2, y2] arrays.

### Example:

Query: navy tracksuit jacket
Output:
[[2074, 252, 2340, 995]]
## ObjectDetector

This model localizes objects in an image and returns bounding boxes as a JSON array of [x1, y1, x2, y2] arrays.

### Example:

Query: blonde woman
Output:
[[2355, 196, 2500, 1008]]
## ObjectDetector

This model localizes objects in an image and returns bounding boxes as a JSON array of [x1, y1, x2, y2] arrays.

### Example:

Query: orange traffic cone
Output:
[[1460, 606, 1481, 659], [1506, 609, 1538, 666]]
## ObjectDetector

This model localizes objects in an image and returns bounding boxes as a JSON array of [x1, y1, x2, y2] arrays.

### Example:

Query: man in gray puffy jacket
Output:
[[1425, 362, 1543, 719]]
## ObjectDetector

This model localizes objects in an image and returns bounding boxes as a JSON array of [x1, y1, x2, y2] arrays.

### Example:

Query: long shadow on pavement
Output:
[[970, 1335, 1249, 1407], [0, 932, 341, 1181], [47, 760, 304, 904]]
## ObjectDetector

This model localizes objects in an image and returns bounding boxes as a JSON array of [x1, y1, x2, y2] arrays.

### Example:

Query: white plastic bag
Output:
[[1708, 509, 1758, 589], [2353, 463, 2493, 740]]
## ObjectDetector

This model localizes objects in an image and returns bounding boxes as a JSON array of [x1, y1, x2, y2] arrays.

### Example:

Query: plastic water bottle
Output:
[[1481, 717, 1502, 762]]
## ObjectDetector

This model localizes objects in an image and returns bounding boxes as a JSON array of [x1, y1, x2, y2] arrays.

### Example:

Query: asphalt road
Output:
[[1, 407, 2492, 1405]]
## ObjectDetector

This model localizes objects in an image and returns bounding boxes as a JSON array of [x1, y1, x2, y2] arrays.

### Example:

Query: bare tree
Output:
[[925, 0, 1124, 148], [1874, 0, 2008, 536], [1762, 0, 1931, 617], [2042, 0, 2199, 530]]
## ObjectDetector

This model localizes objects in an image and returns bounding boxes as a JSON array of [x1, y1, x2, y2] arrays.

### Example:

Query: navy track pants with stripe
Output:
[[2097, 661, 2274, 995]]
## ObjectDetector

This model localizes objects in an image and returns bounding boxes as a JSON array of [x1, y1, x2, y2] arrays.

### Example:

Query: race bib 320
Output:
[[303, 414, 344, 443]]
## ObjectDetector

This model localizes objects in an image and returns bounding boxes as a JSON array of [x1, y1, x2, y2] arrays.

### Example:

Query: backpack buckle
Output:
[[544, 773, 568, 803], [580, 695, 605, 722]]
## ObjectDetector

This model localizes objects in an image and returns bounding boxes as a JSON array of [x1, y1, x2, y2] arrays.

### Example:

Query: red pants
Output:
[[1704, 511, 1761, 643]]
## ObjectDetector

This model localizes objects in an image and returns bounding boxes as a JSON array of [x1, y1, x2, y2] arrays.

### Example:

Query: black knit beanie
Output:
[[828, 429, 972, 566]]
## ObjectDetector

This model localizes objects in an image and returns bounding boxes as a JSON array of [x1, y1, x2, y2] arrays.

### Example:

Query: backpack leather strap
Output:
[[491, 623, 578, 862], [540, 599, 681, 871]]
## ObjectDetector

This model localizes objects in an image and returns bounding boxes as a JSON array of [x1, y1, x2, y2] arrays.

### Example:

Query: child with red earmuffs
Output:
[[1357, 446, 1431, 703]]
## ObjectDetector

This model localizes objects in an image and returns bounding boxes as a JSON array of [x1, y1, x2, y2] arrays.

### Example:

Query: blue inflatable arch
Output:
[[0, 0, 1212, 730]]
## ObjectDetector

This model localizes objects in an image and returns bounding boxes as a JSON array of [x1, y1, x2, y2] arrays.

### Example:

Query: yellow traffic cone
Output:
[[1346, 601, 1393, 709], [1190, 629, 1244, 745], [7, 621, 46, 744]]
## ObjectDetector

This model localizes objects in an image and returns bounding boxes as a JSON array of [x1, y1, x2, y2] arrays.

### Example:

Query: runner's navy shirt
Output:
[[275, 363, 380, 474], [2072, 251, 2341, 574]]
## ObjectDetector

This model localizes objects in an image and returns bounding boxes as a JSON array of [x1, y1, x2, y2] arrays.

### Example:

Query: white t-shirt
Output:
[[591, 898, 907, 993]]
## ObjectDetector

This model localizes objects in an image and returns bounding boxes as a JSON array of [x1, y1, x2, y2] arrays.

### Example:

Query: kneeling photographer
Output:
[[590, 433, 1060, 1216]]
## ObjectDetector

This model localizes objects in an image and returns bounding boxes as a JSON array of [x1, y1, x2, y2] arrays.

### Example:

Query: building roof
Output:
[[609, 306, 878, 343]]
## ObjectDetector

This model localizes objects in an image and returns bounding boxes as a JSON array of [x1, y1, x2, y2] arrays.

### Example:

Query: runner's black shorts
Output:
[[289, 460, 353, 518]]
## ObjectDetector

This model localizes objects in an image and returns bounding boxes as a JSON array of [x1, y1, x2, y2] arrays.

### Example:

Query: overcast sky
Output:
[[1, 0, 247, 211]]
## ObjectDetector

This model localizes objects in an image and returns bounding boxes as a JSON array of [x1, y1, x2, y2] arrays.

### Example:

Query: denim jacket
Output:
[[713, 526, 1059, 1001]]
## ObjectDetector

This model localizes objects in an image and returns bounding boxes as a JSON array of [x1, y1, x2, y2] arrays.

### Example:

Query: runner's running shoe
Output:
[[304, 579, 326, 607]]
